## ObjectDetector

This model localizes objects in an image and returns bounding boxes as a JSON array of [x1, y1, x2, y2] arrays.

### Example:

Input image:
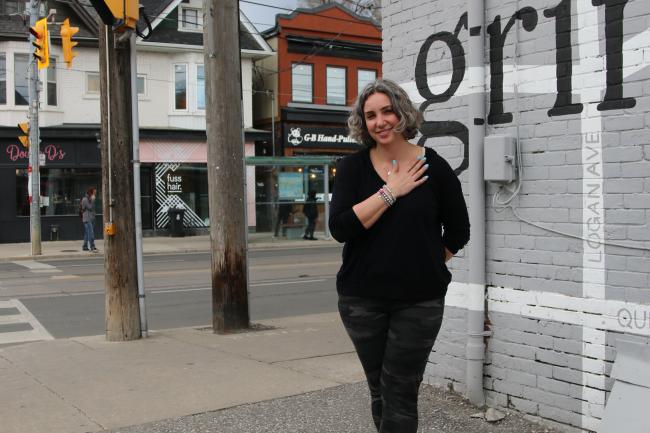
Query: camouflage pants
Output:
[[338, 295, 445, 433]]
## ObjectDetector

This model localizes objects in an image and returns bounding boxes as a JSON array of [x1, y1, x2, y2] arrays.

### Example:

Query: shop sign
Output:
[[2, 143, 68, 164], [166, 173, 183, 194], [286, 127, 359, 148]]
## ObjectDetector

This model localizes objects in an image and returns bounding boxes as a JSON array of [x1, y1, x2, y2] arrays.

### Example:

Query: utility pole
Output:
[[28, 0, 41, 256], [98, 24, 141, 341], [204, 0, 250, 332]]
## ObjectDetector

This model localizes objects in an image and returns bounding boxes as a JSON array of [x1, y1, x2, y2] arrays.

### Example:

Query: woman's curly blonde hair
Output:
[[348, 79, 423, 148]]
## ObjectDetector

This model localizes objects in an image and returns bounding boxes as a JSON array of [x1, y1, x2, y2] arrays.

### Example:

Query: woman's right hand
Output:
[[386, 157, 428, 198]]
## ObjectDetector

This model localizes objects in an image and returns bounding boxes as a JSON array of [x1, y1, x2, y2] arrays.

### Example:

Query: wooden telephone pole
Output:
[[204, 0, 250, 332], [98, 25, 141, 341]]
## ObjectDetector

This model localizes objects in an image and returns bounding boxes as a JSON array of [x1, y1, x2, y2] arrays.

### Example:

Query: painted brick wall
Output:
[[383, 0, 650, 431]]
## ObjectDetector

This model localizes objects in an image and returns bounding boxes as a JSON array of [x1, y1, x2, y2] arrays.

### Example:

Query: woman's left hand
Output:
[[444, 247, 453, 263]]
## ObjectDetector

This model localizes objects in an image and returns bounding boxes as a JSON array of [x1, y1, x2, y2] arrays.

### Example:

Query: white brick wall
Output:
[[384, 0, 650, 431]]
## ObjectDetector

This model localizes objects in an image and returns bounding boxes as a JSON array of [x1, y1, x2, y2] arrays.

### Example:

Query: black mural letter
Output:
[[593, 0, 636, 111], [544, 0, 584, 116], [415, 31, 466, 103], [487, 7, 538, 125]]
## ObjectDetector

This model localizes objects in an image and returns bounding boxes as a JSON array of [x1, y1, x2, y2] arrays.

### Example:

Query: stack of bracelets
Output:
[[378, 185, 396, 207]]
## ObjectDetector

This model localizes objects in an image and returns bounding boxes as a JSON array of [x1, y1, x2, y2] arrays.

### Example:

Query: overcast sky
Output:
[[240, 0, 301, 31]]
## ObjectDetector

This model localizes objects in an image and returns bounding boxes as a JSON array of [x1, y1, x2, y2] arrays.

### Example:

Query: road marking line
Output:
[[149, 278, 329, 294], [10, 299, 54, 341], [0, 314, 24, 325], [50, 275, 81, 280], [11, 260, 58, 270]]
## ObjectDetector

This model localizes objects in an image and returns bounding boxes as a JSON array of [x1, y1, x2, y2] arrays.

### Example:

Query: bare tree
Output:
[[298, 0, 381, 24]]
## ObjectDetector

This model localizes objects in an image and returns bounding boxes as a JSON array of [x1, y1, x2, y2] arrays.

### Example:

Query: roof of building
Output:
[[0, 0, 271, 54], [262, 3, 381, 38]]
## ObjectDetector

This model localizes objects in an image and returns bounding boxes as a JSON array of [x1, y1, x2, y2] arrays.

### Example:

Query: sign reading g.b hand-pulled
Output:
[[286, 126, 360, 148]]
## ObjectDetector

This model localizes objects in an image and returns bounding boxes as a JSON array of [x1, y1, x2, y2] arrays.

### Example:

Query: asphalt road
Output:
[[0, 245, 343, 344]]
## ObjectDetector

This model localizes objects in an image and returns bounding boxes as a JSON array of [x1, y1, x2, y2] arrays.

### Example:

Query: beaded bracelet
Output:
[[378, 186, 396, 207]]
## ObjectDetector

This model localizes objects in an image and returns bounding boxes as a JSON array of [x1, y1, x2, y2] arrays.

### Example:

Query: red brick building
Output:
[[253, 4, 382, 157]]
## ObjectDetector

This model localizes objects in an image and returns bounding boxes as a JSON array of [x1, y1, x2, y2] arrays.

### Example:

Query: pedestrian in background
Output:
[[81, 187, 98, 252], [302, 190, 318, 240], [329, 79, 470, 433], [274, 201, 293, 238]]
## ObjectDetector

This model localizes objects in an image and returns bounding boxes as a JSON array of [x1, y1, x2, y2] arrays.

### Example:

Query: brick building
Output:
[[383, 1, 650, 431], [253, 3, 382, 157]]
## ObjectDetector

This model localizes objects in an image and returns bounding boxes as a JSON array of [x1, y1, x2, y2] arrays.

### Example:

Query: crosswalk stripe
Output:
[[10, 260, 61, 273], [11, 260, 57, 270], [0, 299, 54, 345]]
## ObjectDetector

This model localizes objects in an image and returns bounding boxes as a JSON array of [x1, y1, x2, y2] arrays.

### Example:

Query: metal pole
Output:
[[323, 164, 330, 239], [270, 90, 275, 157], [466, 0, 487, 407], [28, 0, 41, 256], [130, 33, 147, 338]]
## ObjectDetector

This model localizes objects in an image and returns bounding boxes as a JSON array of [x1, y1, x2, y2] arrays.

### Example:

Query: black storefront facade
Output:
[[0, 126, 269, 243], [280, 105, 364, 157], [0, 125, 104, 243]]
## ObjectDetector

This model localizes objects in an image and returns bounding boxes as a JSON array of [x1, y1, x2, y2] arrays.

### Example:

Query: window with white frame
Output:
[[326, 66, 346, 105], [174, 64, 188, 110], [0, 53, 6, 105], [86, 72, 100, 94], [196, 65, 205, 110], [14, 53, 29, 106], [292, 63, 312, 103], [180, 7, 202, 31], [47, 58, 57, 106], [1, 0, 25, 14], [358, 69, 377, 95]]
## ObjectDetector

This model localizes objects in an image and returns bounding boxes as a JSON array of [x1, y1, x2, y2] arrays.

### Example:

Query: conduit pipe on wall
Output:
[[466, 0, 487, 407]]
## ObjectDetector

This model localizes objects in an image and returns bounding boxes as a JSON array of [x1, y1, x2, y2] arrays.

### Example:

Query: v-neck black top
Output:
[[329, 147, 470, 301]]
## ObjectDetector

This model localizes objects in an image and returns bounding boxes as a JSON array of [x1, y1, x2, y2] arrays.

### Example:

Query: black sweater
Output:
[[329, 147, 470, 301]]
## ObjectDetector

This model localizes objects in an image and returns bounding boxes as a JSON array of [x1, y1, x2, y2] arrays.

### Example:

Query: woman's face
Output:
[[363, 92, 400, 147]]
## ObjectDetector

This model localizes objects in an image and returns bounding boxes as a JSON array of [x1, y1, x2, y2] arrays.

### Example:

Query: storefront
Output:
[[0, 127, 268, 243], [280, 106, 364, 157], [0, 126, 102, 243]]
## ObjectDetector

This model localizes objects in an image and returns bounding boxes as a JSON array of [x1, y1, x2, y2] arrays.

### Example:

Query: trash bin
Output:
[[167, 207, 186, 237]]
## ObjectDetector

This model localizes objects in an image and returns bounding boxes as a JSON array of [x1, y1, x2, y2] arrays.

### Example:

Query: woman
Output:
[[329, 79, 470, 432]]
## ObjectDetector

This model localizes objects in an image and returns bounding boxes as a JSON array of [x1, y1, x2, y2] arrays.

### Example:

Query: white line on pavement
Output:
[[149, 278, 329, 294], [0, 299, 54, 345]]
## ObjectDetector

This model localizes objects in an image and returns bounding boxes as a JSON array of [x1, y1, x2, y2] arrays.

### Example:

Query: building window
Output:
[[180, 7, 202, 31], [326, 66, 346, 105], [86, 72, 100, 94], [174, 64, 187, 110], [0, 53, 6, 105], [1, 0, 25, 14], [358, 69, 377, 95], [47, 58, 57, 106], [197, 65, 205, 110], [292, 63, 312, 103], [137, 74, 146, 95], [16, 168, 102, 217], [14, 53, 29, 106]]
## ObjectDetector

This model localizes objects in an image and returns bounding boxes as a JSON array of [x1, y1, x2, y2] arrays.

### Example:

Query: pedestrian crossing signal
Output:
[[60, 18, 79, 69], [18, 122, 30, 148], [29, 17, 49, 70]]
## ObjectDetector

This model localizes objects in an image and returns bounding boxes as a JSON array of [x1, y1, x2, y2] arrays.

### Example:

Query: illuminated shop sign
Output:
[[286, 126, 360, 148]]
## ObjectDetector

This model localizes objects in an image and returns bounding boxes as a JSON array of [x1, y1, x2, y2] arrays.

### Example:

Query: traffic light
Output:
[[29, 17, 50, 70], [60, 18, 79, 68], [18, 122, 30, 148], [88, 0, 139, 31]]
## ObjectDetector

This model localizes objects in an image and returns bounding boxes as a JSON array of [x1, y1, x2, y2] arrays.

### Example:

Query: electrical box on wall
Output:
[[484, 135, 517, 183]]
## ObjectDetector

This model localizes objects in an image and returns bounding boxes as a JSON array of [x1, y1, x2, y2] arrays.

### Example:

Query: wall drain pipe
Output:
[[466, 0, 487, 407]]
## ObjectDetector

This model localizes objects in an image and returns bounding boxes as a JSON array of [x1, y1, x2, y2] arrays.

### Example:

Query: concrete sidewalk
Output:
[[0, 232, 339, 262], [0, 312, 558, 433]]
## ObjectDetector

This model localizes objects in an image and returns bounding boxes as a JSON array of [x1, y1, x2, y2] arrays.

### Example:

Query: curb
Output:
[[0, 240, 341, 263]]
